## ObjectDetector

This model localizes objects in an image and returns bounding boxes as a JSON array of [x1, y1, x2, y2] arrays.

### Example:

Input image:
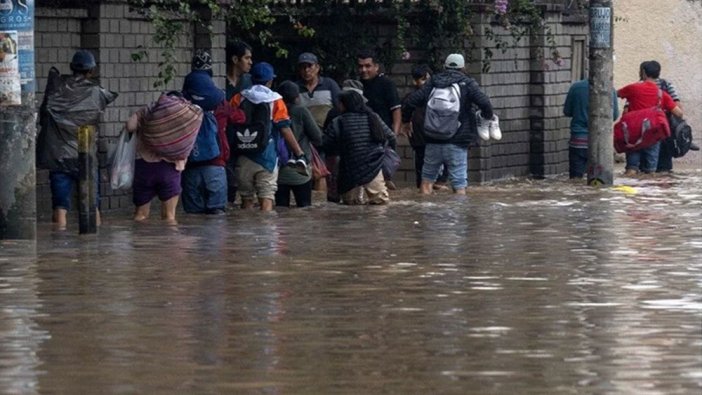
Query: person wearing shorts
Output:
[[230, 62, 306, 211], [235, 155, 279, 206], [49, 170, 100, 219], [37, 50, 117, 229], [126, 108, 186, 225], [132, 159, 182, 224]]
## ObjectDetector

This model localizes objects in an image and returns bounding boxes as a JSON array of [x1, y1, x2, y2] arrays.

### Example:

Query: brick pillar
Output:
[[193, 7, 226, 84], [528, 20, 548, 179], [467, 13, 492, 184]]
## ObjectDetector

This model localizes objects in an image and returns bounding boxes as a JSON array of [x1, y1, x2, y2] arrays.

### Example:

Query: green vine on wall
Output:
[[398, 0, 476, 72], [127, 0, 218, 87], [482, 0, 562, 72], [126, 0, 579, 86]]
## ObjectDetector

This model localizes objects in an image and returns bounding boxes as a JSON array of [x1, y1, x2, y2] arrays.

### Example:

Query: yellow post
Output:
[[77, 125, 97, 234]]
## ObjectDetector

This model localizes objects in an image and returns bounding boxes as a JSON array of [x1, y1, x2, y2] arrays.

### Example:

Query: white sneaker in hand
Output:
[[488, 114, 502, 141], [476, 110, 490, 141]]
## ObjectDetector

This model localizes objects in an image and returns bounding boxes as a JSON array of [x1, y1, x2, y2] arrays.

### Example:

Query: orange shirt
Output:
[[229, 94, 291, 127]]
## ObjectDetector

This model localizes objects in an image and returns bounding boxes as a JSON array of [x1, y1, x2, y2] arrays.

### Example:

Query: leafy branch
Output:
[[128, 0, 568, 84]]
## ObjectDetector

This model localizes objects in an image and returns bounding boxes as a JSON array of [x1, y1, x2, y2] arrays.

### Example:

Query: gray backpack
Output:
[[423, 82, 462, 140]]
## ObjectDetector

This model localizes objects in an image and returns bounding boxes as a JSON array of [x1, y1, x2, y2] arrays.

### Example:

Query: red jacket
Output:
[[196, 101, 245, 167]]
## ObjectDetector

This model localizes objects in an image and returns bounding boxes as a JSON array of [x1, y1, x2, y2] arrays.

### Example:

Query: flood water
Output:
[[1, 170, 701, 394]]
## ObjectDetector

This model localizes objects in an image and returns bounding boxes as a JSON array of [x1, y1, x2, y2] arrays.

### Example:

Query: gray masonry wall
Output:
[[35, 1, 225, 219], [33, 1, 586, 217], [378, 7, 587, 184]]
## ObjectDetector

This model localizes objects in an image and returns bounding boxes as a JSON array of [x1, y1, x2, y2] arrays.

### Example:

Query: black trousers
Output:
[[275, 180, 313, 208], [657, 141, 673, 172]]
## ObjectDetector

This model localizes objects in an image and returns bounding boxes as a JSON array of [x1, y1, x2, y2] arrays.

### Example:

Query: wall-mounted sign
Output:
[[0, 29, 20, 105], [590, 7, 612, 49], [0, 0, 34, 105]]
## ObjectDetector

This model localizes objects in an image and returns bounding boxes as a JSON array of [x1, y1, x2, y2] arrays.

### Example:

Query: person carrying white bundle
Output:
[[401, 53, 494, 195], [476, 110, 502, 141]]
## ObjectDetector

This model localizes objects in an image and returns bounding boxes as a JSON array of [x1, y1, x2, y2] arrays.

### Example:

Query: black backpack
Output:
[[229, 99, 272, 154], [664, 114, 693, 158]]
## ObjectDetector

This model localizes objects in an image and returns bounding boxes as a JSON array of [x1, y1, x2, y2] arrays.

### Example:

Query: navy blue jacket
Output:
[[402, 70, 493, 146]]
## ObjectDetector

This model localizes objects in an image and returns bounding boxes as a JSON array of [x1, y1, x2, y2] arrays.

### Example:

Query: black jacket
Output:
[[323, 112, 396, 194], [402, 70, 493, 146]]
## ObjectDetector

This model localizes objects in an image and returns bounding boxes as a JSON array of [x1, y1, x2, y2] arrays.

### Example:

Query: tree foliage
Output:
[[126, 0, 591, 84]]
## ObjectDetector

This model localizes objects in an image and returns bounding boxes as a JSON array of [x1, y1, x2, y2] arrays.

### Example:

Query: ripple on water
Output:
[[2, 172, 701, 394]]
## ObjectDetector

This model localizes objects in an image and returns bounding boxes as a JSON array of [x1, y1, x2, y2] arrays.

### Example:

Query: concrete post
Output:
[[587, 1, 615, 186], [0, 0, 36, 240]]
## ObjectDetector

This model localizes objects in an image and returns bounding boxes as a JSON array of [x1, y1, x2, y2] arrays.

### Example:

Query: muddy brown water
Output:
[[1, 171, 701, 394]]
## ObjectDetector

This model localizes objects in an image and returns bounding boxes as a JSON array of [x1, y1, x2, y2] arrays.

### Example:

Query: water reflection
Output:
[[0, 242, 47, 395], [0, 170, 700, 393]]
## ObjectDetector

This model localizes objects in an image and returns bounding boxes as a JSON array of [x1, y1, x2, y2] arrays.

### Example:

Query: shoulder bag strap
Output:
[[656, 88, 662, 110]]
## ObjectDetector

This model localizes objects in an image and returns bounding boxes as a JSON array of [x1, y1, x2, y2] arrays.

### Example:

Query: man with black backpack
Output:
[[648, 61, 699, 173], [401, 53, 494, 195], [229, 62, 307, 211]]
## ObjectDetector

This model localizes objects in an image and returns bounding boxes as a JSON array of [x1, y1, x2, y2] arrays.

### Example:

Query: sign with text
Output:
[[0, 0, 34, 103], [0, 29, 20, 105], [590, 7, 612, 49]]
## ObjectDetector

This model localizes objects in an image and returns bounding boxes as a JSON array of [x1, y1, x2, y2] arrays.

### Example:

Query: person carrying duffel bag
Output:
[[616, 61, 684, 176]]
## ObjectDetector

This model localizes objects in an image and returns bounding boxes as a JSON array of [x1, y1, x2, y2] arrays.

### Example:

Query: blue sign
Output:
[[0, 0, 34, 94]]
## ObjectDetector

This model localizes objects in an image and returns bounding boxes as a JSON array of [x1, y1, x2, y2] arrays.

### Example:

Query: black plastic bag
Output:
[[36, 67, 117, 172]]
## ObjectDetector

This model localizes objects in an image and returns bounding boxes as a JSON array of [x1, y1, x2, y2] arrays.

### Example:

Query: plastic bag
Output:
[[310, 144, 330, 179], [382, 145, 401, 180], [110, 129, 136, 190], [37, 67, 118, 172]]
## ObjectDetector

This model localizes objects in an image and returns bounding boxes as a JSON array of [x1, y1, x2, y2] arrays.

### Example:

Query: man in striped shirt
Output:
[[649, 61, 684, 173]]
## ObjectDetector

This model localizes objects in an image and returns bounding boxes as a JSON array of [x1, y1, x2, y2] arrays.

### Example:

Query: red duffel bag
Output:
[[614, 90, 671, 153]]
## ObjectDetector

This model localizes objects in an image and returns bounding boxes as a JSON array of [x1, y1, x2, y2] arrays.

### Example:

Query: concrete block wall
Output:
[[535, 17, 588, 177], [35, 1, 224, 218], [469, 14, 533, 183], [94, 2, 197, 214], [33, 1, 586, 214], [351, 6, 587, 185], [464, 9, 586, 182]]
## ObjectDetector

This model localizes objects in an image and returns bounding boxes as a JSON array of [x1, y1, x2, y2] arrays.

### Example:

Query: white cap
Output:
[[445, 53, 465, 69]]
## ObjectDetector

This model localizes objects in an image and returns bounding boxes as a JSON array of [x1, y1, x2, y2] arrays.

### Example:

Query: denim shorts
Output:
[[133, 159, 182, 206], [422, 143, 468, 190], [181, 165, 227, 214], [49, 170, 100, 211]]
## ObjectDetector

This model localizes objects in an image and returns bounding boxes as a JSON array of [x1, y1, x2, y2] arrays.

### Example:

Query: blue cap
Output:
[[70, 50, 97, 71], [251, 62, 276, 83]]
